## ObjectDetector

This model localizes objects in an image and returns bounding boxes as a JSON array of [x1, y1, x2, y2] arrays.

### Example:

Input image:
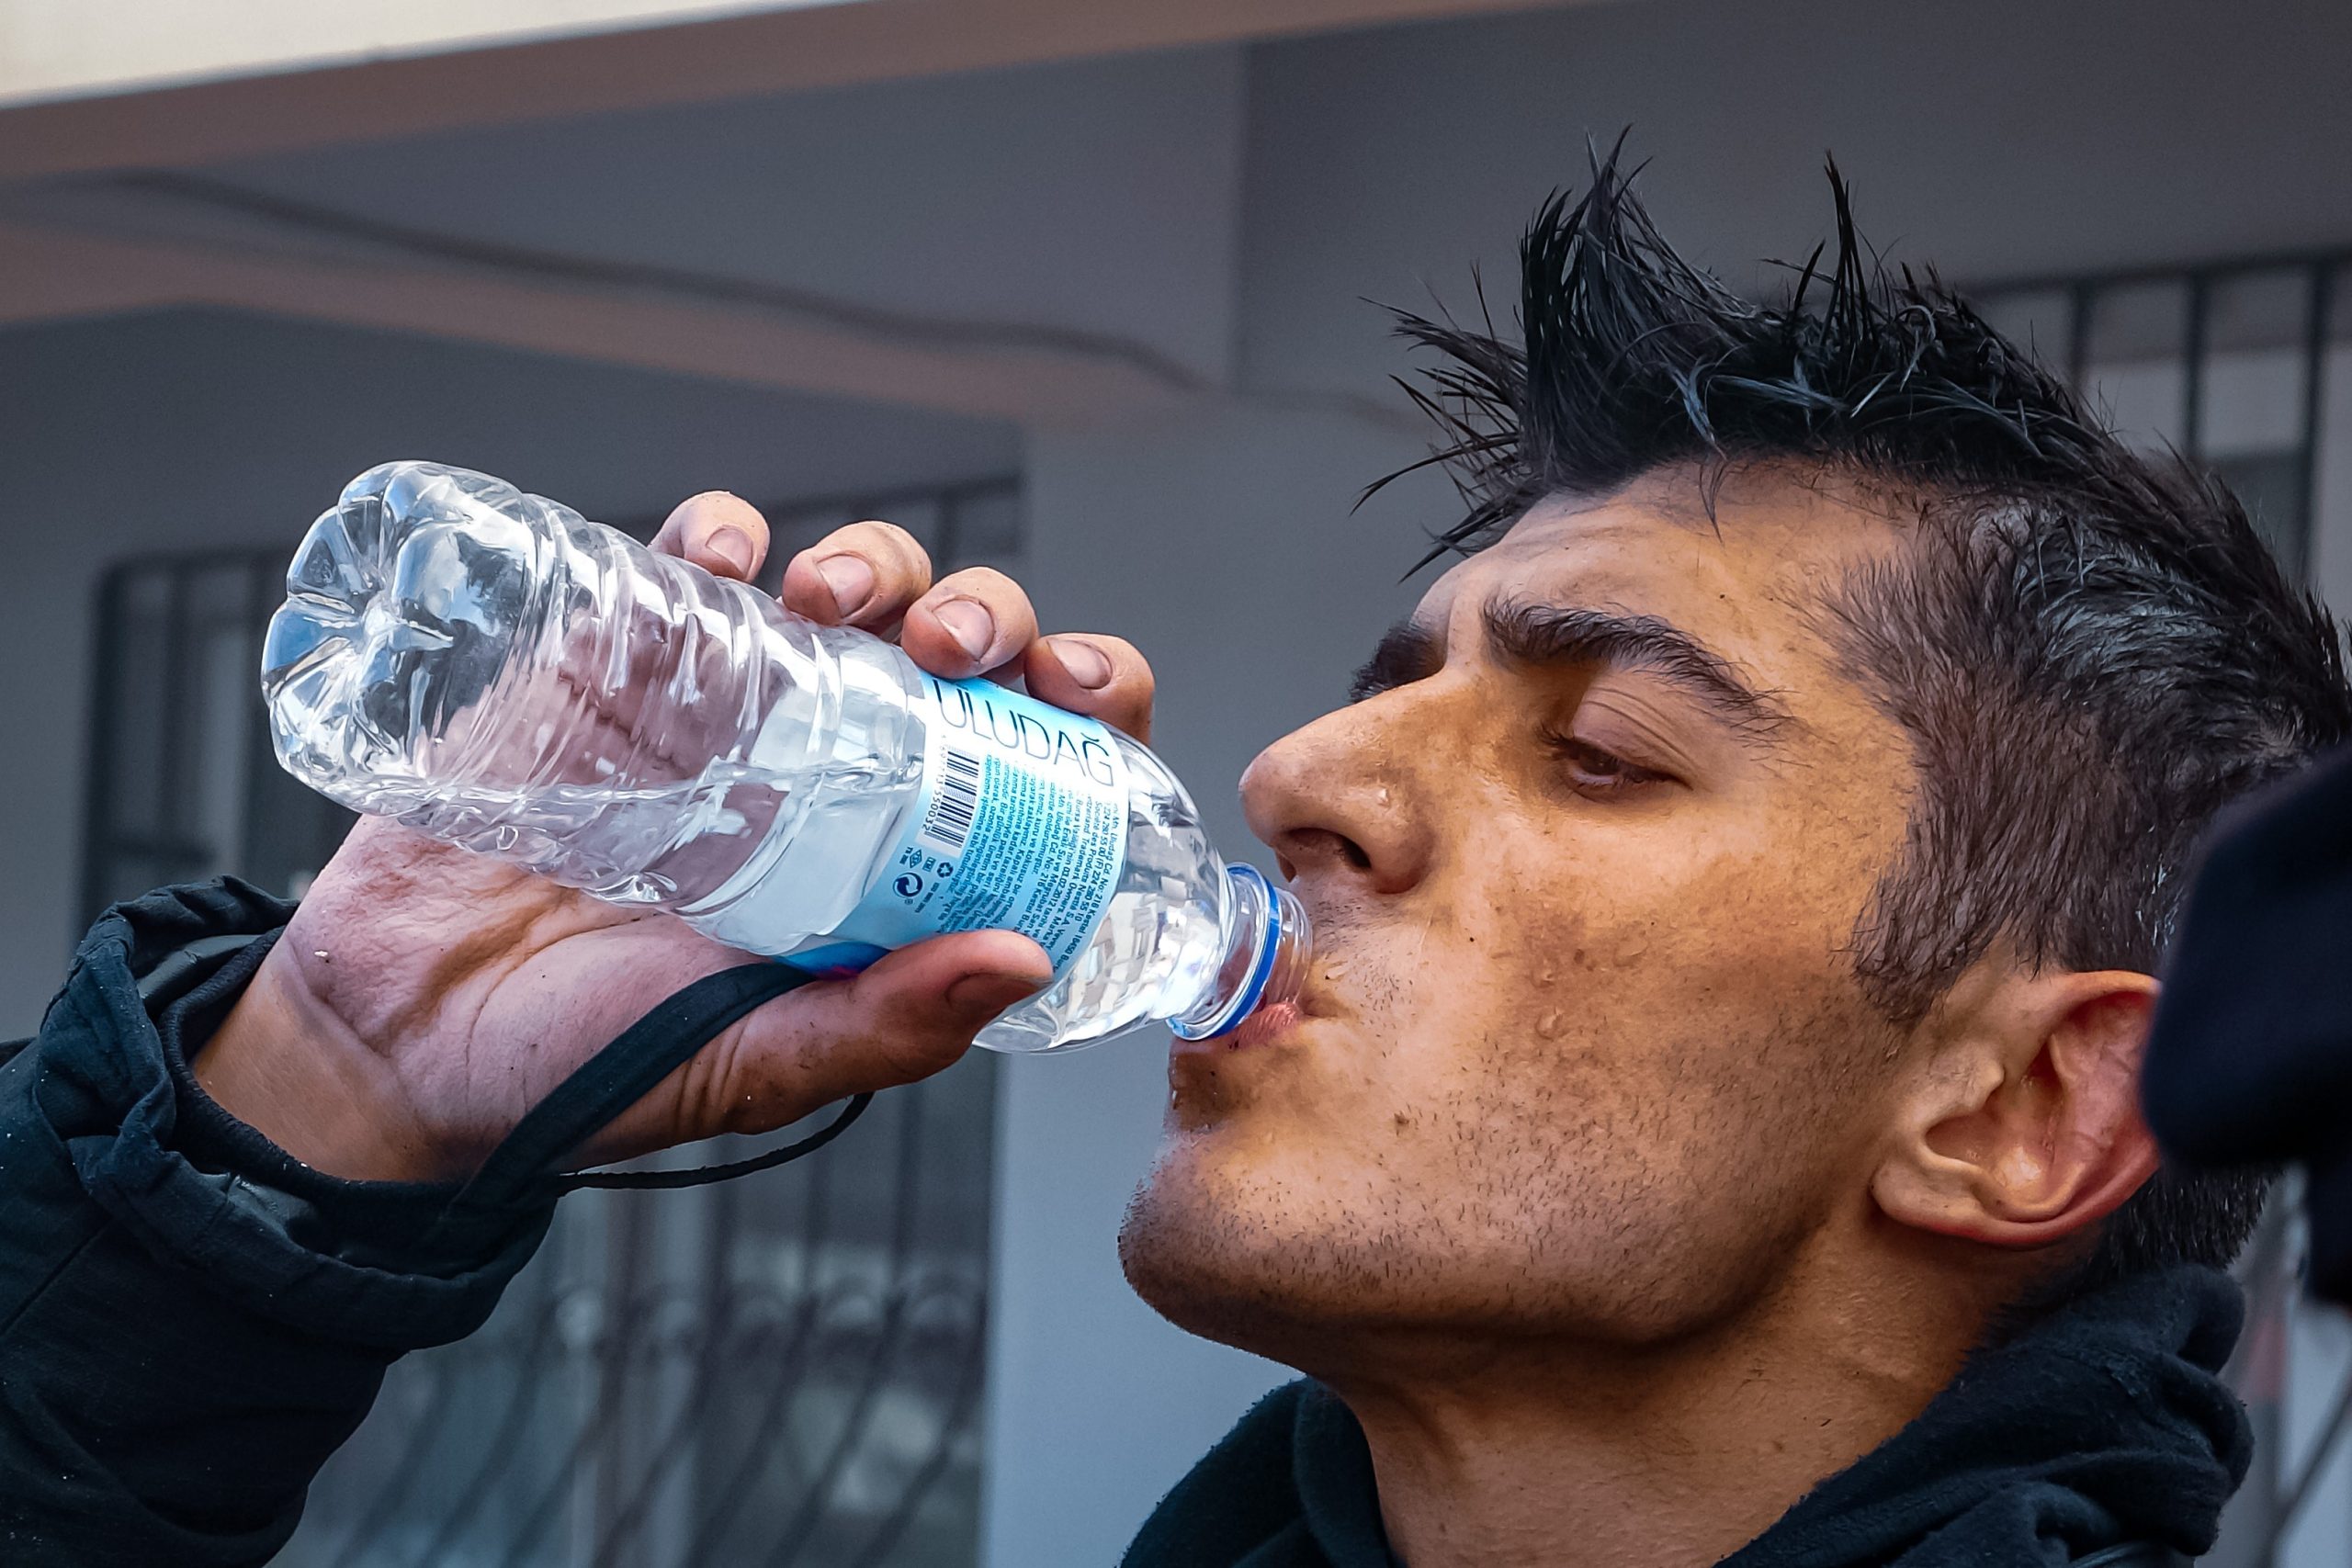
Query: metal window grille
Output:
[[80, 549, 356, 920], [82, 475, 1022, 1568], [1973, 257, 2351, 584], [1974, 258, 2352, 1568]]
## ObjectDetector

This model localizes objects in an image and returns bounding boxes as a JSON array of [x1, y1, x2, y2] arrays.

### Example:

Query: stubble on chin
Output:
[[1116, 1141, 1348, 1362]]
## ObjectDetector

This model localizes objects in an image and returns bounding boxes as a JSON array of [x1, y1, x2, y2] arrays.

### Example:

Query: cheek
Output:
[[1127, 775, 1907, 1335], [1390, 835, 1680, 1051], [1378, 841, 1888, 1208]]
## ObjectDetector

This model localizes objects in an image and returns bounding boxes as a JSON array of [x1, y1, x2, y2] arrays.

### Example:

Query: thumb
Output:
[[713, 931, 1052, 1134]]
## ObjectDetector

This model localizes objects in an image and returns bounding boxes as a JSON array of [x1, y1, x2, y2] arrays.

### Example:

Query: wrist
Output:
[[192, 946, 461, 1183]]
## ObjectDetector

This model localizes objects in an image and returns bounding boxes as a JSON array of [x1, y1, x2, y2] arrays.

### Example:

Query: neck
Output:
[[1315, 1237, 2007, 1568]]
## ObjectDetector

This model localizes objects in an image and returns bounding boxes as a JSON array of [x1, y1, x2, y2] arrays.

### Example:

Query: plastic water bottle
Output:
[[260, 461, 1310, 1053]]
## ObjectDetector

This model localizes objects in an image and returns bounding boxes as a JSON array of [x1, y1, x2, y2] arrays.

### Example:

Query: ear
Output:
[[1872, 969, 2161, 1248]]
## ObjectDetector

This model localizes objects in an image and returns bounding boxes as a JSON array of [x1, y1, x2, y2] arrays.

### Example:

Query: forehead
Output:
[[1418, 471, 1905, 682]]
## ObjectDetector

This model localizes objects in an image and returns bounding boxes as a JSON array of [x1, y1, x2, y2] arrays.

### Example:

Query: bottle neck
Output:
[[1170, 863, 1313, 1040]]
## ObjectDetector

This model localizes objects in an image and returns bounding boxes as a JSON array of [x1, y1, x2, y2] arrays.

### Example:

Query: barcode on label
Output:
[[923, 747, 982, 852]]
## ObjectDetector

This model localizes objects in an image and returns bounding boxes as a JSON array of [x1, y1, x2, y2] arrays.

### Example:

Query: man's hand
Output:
[[194, 493, 1156, 1182]]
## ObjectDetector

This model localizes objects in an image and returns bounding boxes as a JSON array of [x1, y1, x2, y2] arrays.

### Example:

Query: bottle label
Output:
[[785, 674, 1129, 979]]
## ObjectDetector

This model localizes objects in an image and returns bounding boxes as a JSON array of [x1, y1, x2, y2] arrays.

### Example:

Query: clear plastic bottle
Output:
[[261, 461, 1309, 1053]]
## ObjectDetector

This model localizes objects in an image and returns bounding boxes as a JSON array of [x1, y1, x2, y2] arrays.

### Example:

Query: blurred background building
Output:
[[4, 0, 2350, 1563]]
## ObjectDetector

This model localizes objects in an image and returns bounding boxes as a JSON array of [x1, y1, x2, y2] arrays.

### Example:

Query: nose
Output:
[[1240, 692, 1436, 897]]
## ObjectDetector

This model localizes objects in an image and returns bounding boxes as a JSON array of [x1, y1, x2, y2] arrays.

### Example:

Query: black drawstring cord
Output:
[[444, 963, 867, 1213]]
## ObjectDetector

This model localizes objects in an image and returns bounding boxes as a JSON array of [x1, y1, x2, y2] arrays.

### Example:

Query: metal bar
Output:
[[88, 830, 217, 860], [328, 1358, 469, 1568], [492, 1282, 666, 1568], [2184, 273, 2211, 460], [934, 487, 967, 573], [1973, 243, 2352, 304], [763, 1084, 929, 1568], [78, 565, 128, 923], [2297, 263, 2335, 583], [585, 1182, 741, 1567], [243, 553, 283, 888], [398, 1308, 571, 1568], [591, 1195, 652, 1552], [762, 1297, 918, 1568], [846, 1289, 989, 1568], [675, 1144, 842, 1563], [677, 1282, 857, 1565], [2253, 1361, 2352, 1566], [155, 565, 195, 876], [2068, 279, 2096, 390], [332, 1197, 573, 1567], [2227, 1188, 2299, 1568]]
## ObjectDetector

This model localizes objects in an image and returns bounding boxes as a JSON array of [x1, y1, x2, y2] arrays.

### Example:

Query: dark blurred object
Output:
[[2144, 744, 2352, 1306]]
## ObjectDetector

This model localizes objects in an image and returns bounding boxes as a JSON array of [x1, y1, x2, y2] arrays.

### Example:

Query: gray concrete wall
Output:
[[200, 44, 1250, 387], [1238, 0, 2352, 394]]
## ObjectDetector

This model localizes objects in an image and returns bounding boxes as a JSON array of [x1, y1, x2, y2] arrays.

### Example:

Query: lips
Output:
[[1201, 999, 1305, 1052]]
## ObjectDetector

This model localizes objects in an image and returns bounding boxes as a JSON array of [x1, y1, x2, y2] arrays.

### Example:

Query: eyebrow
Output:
[[1348, 620, 1449, 703], [1348, 600, 1794, 744]]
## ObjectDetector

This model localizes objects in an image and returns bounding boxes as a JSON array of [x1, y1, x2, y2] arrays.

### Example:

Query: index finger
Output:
[[651, 491, 770, 581]]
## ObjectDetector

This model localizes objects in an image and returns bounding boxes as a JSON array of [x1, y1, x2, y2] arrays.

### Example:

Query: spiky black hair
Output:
[[1378, 140, 2122, 570], [1383, 140, 2352, 1291]]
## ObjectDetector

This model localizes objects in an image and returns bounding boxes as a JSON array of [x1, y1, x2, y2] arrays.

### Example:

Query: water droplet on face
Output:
[[1536, 1010, 1565, 1039], [1321, 959, 1350, 982]]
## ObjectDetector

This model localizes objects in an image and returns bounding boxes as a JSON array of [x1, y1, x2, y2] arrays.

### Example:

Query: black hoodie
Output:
[[1121, 1269, 2249, 1567]]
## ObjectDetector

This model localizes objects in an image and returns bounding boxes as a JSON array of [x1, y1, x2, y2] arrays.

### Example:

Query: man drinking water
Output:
[[1, 152, 2333, 1566]]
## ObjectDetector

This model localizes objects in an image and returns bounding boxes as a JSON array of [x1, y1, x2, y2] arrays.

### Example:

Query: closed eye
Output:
[[1541, 729, 1678, 796]]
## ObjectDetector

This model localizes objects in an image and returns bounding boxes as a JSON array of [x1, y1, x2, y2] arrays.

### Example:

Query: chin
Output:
[[1121, 1128, 1801, 1359], [1116, 1143, 1350, 1361], [1117, 1135, 1506, 1365]]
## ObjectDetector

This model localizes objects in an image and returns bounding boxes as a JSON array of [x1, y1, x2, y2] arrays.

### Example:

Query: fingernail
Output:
[[707, 526, 756, 579], [947, 972, 1046, 1015], [815, 554, 876, 617], [1055, 637, 1114, 690], [933, 598, 995, 661]]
